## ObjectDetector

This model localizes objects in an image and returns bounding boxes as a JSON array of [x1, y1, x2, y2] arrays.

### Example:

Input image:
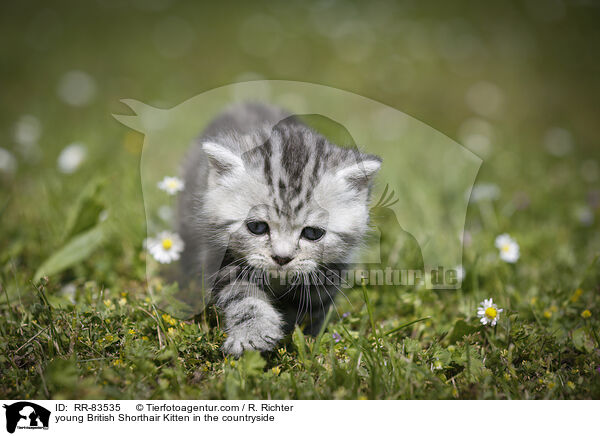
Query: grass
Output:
[[1, 0, 600, 400], [1, 202, 599, 399]]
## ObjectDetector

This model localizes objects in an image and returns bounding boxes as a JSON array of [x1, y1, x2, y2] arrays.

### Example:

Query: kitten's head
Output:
[[202, 120, 381, 276]]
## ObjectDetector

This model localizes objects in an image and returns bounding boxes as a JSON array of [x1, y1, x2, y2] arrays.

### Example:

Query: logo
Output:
[[113, 81, 482, 317], [2, 402, 50, 434]]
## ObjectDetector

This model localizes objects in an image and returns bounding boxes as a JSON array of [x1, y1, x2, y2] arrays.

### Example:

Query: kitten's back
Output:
[[202, 102, 291, 138]]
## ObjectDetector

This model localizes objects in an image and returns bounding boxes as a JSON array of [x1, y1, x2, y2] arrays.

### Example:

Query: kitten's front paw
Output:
[[223, 323, 283, 357]]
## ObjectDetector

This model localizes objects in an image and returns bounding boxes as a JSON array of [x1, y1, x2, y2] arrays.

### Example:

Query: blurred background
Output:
[[1, 0, 599, 288]]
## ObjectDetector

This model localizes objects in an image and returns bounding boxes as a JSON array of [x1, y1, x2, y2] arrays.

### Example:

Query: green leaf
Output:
[[572, 328, 594, 353], [292, 326, 310, 368], [238, 351, 266, 377], [433, 349, 452, 365], [447, 319, 480, 344], [46, 357, 78, 391], [34, 225, 105, 282], [62, 178, 106, 241], [404, 338, 421, 354], [311, 306, 334, 358], [385, 316, 431, 336]]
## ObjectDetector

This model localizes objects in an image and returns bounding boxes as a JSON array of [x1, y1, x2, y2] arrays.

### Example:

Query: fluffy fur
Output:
[[178, 103, 381, 356]]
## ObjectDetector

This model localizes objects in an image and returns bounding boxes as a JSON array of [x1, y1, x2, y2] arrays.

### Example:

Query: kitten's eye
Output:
[[301, 226, 326, 241], [247, 221, 269, 235]]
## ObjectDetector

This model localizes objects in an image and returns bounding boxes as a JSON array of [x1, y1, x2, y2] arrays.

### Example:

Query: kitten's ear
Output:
[[337, 155, 382, 190], [202, 141, 244, 175]]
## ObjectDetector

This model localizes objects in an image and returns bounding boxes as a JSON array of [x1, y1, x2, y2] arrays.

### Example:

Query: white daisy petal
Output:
[[495, 233, 512, 249], [496, 234, 520, 263], [476, 297, 503, 327], [145, 231, 185, 264], [57, 143, 87, 174], [158, 176, 184, 195]]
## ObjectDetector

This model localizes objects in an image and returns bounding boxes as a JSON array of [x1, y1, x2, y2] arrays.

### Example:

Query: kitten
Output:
[[178, 102, 381, 356]]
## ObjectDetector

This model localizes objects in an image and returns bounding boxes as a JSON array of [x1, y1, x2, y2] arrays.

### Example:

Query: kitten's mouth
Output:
[[265, 265, 297, 279], [245, 256, 318, 282], [271, 263, 295, 272], [266, 269, 311, 291]]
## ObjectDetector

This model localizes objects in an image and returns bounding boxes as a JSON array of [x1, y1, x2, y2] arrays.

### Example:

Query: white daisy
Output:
[[14, 115, 41, 146], [574, 205, 594, 226], [57, 143, 87, 174], [145, 231, 184, 264], [477, 298, 503, 326], [57, 70, 97, 107], [544, 127, 573, 157], [467, 182, 500, 203], [157, 176, 184, 195], [0, 148, 17, 174], [495, 233, 520, 263], [157, 205, 173, 222], [455, 265, 465, 282]]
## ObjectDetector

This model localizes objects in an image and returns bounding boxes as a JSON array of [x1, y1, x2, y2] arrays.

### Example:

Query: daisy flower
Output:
[[57, 143, 87, 174], [467, 182, 500, 203], [145, 231, 184, 264], [454, 265, 465, 282], [158, 176, 184, 195], [0, 147, 17, 174], [477, 298, 503, 326], [14, 115, 41, 146], [495, 233, 520, 263]]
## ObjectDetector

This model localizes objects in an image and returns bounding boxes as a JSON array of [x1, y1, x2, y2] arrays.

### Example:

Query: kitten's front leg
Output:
[[216, 281, 284, 357]]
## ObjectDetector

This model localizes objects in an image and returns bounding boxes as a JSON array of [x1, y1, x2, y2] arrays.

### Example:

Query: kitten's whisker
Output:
[[309, 271, 327, 320], [304, 272, 312, 325], [295, 276, 305, 325], [206, 256, 250, 286], [296, 273, 311, 326], [311, 271, 341, 318], [319, 263, 352, 288], [261, 270, 277, 298], [229, 265, 249, 298], [318, 264, 352, 306], [277, 272, 300, 299]]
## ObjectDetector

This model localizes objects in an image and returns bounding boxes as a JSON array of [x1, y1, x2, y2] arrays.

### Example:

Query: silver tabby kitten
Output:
[[178, 103, 381, 356]]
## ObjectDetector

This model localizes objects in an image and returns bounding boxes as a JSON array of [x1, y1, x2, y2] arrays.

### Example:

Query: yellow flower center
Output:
[[167, 180, 178, 189], [162, 238, 173, 250], [485, 307, 497, 319], [501, 244, 511, 253]]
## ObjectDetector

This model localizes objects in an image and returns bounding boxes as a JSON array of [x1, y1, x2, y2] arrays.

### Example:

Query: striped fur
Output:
[[179, 103, 381, 356]]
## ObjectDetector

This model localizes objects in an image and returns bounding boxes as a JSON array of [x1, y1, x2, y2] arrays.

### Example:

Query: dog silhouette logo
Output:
[[113, 80, 482, 317], [3, 402, 50, 433]]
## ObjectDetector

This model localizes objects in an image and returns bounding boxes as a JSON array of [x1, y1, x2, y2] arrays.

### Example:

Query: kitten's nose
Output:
[[271, 255, 293, 266]]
